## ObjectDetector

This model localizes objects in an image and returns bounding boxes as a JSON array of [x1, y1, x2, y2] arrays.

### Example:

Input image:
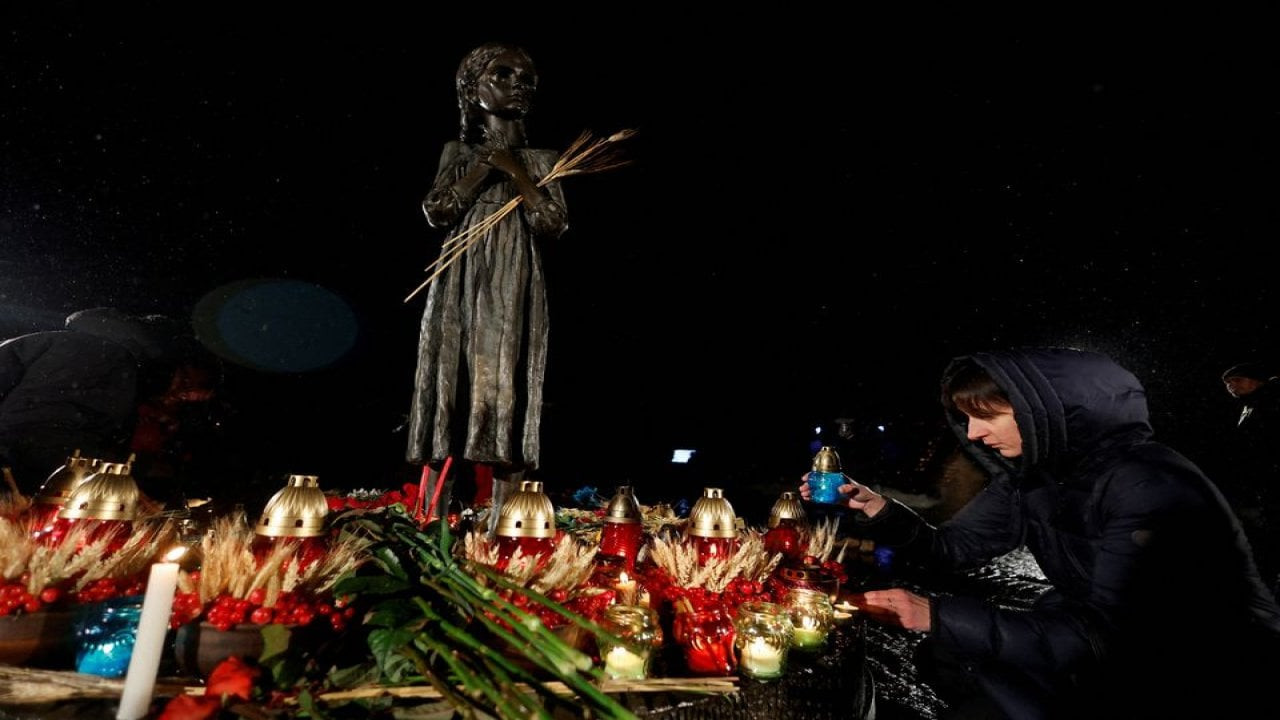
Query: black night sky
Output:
[[2, 10, 1276, 505]]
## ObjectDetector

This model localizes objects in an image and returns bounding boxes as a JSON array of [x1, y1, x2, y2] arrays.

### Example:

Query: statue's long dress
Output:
[[407, 141, 566, 471]]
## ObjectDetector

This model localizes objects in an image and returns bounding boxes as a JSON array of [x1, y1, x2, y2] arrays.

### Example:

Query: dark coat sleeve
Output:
[[937, 456, 1217, 677], [855, 476, 1024, 570], [858, 477, 1103, 674]]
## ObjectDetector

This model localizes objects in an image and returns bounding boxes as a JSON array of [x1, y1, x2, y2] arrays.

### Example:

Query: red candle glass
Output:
[[692, 536, 738, 566], [27, 503, 64, 537], [673, 607, 737, 675], [599, 521, 644, 572], [495, 535, 556, 571], [40, 517, 132, 553], [250, 535, 330, 573], [763, 520, 804, 561]]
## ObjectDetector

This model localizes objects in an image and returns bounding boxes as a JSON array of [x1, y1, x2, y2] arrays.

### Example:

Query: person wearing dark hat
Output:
[[1223, 362, 1278, 423], [1221, 360, 1280, 594], [0, 307, 181, 494]]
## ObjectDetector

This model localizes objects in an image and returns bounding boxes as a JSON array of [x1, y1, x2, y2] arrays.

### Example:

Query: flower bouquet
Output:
[[330, 504, 636, 719]]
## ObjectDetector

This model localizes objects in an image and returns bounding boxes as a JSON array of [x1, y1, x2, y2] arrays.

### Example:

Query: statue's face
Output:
[[473, 51, 536, 119]]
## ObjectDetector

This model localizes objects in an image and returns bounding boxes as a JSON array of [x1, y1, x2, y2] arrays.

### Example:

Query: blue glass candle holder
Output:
[[808, 446, 845, 504], [807, 471, 844, 504], [74, 594, 144, 677]]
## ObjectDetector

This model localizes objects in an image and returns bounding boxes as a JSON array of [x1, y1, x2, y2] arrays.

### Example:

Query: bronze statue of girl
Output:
[[407, 42, 568, 517]]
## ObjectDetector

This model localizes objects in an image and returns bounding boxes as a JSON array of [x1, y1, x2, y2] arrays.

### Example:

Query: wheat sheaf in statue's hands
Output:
[[404, 128, 636, 304]]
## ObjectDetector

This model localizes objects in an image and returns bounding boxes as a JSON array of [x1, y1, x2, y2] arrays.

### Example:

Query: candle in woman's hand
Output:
[[739, 637, 784, 678], [116, 547, 186, 720], [603, 645, 647, 679]]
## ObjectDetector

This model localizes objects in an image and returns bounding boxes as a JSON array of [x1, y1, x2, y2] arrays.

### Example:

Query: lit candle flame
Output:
[[163, 546, 187, 563]]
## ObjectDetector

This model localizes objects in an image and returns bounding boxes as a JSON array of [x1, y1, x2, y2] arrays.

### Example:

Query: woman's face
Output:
[[963, 402, 1023, 458], [473, 51, 536, 119]]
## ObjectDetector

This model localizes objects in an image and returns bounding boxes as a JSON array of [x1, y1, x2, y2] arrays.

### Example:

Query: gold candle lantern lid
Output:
[[57, 461, 139, 521], [604, 485, 642, 524], [687, 487, 738, 539], [495, 480, 557, 539], [35, 450, 100, 507], [768, 491, 808, 529], [255, 474, 330, 538], [812, 446, 842, 473]]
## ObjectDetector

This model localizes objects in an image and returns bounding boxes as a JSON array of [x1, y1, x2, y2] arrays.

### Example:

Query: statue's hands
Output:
[[479, 130, 521, 176]]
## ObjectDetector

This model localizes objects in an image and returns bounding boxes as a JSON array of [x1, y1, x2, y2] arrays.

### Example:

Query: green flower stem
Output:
[[474, 563, 628, 642], [433, 614, 564, 696], [478, 653, 555, 720], [414, 633, 522, 720], [417, 574, 585, 674], [401, 641, 479, 717], [462, 605, 634, 719]]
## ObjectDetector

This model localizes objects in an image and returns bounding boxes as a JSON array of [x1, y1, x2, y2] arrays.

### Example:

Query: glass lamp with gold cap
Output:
[[45, 460, 140, 552], [494, 480, 557, 570], [29, 450, 101, 534], [764, 491, 808, 561], [598, 485, 643, 572], [686, 487, 739, 566], [251, 474, 330, 572], [807, 446, 844, 504]]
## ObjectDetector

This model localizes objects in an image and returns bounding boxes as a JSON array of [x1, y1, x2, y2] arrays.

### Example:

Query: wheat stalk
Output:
[[646, 532, 782, 594], [805, 518, 839, 562], [186, 515, 369, 606], [0, 517, 179, 594], [459, 530, 597, 594], [404, 128, 637, 303]]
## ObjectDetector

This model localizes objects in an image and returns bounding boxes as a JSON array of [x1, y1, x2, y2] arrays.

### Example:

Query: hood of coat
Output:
[[64, 307, 178, 364], [941, 347, 1153, 480]]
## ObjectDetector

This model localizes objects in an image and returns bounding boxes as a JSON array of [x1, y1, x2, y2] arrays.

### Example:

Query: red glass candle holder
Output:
[[40, 517, 132, 554], [495, 535, 556, 571], [673, 607, 737, 675], [26, 503, 64, 538], [692, 536, 738, 566], [776, 560, 841, 603], [250, 535, 330, 573], [763, 521, 804, 561], [599, 522, 643, 572]]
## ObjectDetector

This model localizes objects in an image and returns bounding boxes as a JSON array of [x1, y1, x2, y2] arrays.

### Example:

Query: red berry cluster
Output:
[[72, 576, 145, 604], [171, 586, 356, 632], [0, 581, 47, 616], [821, 559, 848, 585], [636, 567, 773, 614], [0, 572, 150, 616], [488, 586, 615, 630]]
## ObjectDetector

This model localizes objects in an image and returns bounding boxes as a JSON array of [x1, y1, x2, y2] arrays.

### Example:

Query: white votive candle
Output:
[[791, 617, 827, 649], [603, 645, 647, 680], [740, 637, 783, 677], [614, 572, 637, 606], [117, 547, 186, 720]]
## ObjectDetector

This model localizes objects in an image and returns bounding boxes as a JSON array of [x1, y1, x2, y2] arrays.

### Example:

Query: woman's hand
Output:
[[857, 588, 932, 632], [798, 473, 888, 517]]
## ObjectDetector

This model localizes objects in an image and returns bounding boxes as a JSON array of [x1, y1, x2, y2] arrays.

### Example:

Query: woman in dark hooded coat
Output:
[[805, 347, 1280, 719]]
